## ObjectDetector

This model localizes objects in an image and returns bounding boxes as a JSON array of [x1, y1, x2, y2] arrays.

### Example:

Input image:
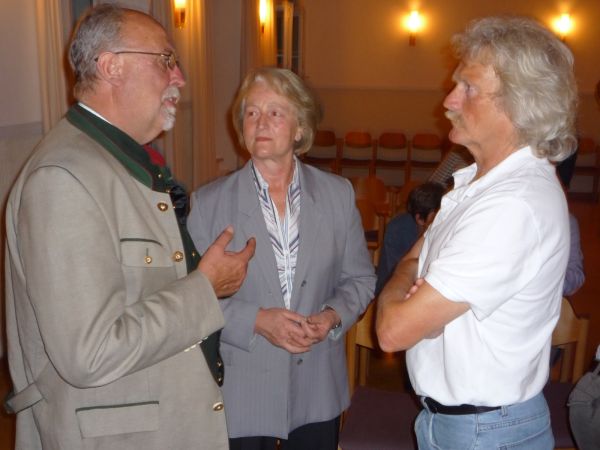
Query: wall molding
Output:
[[314, 85, 447, 94], [0, 122, 43, 139]]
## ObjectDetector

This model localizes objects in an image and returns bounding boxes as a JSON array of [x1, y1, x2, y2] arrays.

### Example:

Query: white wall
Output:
[[0, 0, 41, 128], [206, 0, 600, 163], [301, 0, 600, 141], [303, 0, 600, 92], [0, 0, 44, 359]]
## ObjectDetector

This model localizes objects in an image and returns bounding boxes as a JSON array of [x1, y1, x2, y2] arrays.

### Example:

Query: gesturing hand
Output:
[[197, 226, 256, 298]]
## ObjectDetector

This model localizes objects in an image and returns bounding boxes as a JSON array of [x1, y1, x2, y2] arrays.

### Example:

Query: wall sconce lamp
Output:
[[553, 13, 573, 41], [405, 10, 423, 46], [259, 0, 268, 34], [173, 0, 186, 29]]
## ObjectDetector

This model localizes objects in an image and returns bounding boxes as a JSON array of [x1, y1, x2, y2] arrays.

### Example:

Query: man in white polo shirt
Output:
[[376, 16, 577, 449]]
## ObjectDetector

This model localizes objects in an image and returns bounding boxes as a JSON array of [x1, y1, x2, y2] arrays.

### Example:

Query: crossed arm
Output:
[[375, 236, 469, 352]]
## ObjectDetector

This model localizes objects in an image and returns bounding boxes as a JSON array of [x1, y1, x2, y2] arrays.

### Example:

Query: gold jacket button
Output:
[[173, 251, 184, 262], [217, 360, 223, 368], [144, 256, 153, 264], [157, 202, 169, 211], [212, 402, 224, 411]]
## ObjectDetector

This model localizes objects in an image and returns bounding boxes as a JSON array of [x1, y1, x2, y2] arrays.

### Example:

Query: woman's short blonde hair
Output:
[[231, 67, 322, 155]]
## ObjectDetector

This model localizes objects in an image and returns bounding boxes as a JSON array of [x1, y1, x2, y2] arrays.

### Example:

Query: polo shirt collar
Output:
[[451, 146, 537, 199]]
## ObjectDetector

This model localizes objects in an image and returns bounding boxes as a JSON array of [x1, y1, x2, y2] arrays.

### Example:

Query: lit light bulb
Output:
[[173, 0, 186, 29], [405, 10, 423, 46], [407, 11, 423, 34], [554, 13, 572, 39], [259, 0, 267, 33]]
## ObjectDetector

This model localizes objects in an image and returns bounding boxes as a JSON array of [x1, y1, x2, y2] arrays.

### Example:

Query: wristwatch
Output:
[[324, 306, 342, 330]]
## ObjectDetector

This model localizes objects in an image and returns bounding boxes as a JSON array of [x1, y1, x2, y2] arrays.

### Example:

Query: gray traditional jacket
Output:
[[5, 106, 227, 449]]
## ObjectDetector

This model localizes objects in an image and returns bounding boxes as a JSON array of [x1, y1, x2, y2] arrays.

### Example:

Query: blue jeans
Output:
[[415, 392, 554, 449]]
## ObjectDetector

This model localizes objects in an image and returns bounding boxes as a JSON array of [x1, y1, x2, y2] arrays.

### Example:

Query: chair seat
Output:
[[543, 382, 576, 448], [339, 386, 420, 450]]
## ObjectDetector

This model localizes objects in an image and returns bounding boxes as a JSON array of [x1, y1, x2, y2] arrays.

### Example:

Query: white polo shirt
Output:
[[407, 146, 569, 406]]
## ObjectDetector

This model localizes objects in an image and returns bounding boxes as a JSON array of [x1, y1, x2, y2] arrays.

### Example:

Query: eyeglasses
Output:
[[94, 51, 179, 71]]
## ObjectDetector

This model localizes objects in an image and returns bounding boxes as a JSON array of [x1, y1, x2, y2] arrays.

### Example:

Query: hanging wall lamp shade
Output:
[[405, 10, 423, 46], [174, 0, 186, 29]]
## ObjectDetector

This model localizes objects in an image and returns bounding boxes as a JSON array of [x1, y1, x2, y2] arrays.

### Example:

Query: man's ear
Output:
[[415, 213, 426, 226], [95, 52, 124, 86]]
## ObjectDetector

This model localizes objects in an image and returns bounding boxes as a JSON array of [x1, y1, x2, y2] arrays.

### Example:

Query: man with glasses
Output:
[[4, 4, 255, 449]]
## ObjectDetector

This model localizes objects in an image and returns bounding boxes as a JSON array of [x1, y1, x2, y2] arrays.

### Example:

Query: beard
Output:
[[161, 86, 181, 131]]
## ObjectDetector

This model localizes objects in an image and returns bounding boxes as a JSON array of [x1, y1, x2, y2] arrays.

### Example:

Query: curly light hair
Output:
[[452, 16, 578, 161]]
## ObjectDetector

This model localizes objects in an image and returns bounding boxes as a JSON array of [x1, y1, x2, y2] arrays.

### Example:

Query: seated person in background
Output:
[[564, 214, 585, 296], [549, 153, 585, 367], [556, 153, 585, 296], [376, 182, 445, 295]]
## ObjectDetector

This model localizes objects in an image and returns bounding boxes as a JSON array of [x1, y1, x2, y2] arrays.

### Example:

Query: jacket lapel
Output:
[[237, 163, 285, 306], [290, 164, 323, 307]]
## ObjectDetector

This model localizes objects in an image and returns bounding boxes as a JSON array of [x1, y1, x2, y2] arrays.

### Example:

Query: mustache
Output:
[[162, 86, 181, 103]]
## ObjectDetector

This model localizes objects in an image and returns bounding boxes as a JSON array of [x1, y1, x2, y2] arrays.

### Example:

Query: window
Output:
[[275, 0, 303, 75]]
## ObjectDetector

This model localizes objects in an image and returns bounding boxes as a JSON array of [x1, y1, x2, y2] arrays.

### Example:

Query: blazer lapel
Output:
[[237, 164, 285, 307], [291, 164, 323, 307]]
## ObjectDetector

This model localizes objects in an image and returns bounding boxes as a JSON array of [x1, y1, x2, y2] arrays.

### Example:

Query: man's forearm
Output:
[[376, 256, 418, 351]]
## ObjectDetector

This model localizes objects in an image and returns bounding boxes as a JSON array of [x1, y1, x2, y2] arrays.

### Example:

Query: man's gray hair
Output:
[[68, 4, 125, 99], [452, 16, 578, 162]]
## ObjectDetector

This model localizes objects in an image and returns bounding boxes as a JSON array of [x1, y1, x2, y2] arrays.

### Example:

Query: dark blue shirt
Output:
[[376, 213, 418, 295]]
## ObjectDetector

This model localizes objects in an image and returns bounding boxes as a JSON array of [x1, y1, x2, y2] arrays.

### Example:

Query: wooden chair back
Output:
[[314, 129, 337, 147], [345, 131, 373, 148], [340, 131, 376, 177], [346, 300, 377, 395], [409, 133, 444, 182], [551, 297, 589, 383], [350, 175, 389, 206], [378, 132, 407, 149], [354, 199, 385, 265], [547, 297, 590, 450], [375, 132, 409, 187], [303, 129, 342, 173]]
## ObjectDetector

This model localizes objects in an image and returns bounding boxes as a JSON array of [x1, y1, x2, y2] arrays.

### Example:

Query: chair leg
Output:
[[346, 326, 358, 394], [358, 346, 370, 386]]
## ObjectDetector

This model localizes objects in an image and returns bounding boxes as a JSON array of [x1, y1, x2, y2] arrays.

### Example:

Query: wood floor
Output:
[[0, 198, 597, 448]]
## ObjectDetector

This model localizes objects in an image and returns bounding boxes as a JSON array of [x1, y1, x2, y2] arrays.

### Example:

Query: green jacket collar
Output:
[[66, 104, 172, 192]]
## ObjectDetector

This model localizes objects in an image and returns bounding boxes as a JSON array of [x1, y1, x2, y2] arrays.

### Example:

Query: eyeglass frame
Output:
[[94, 51, 179, 71]]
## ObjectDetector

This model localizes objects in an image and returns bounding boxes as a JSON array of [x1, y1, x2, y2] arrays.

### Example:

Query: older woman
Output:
[[188, 67, 375, 450]]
